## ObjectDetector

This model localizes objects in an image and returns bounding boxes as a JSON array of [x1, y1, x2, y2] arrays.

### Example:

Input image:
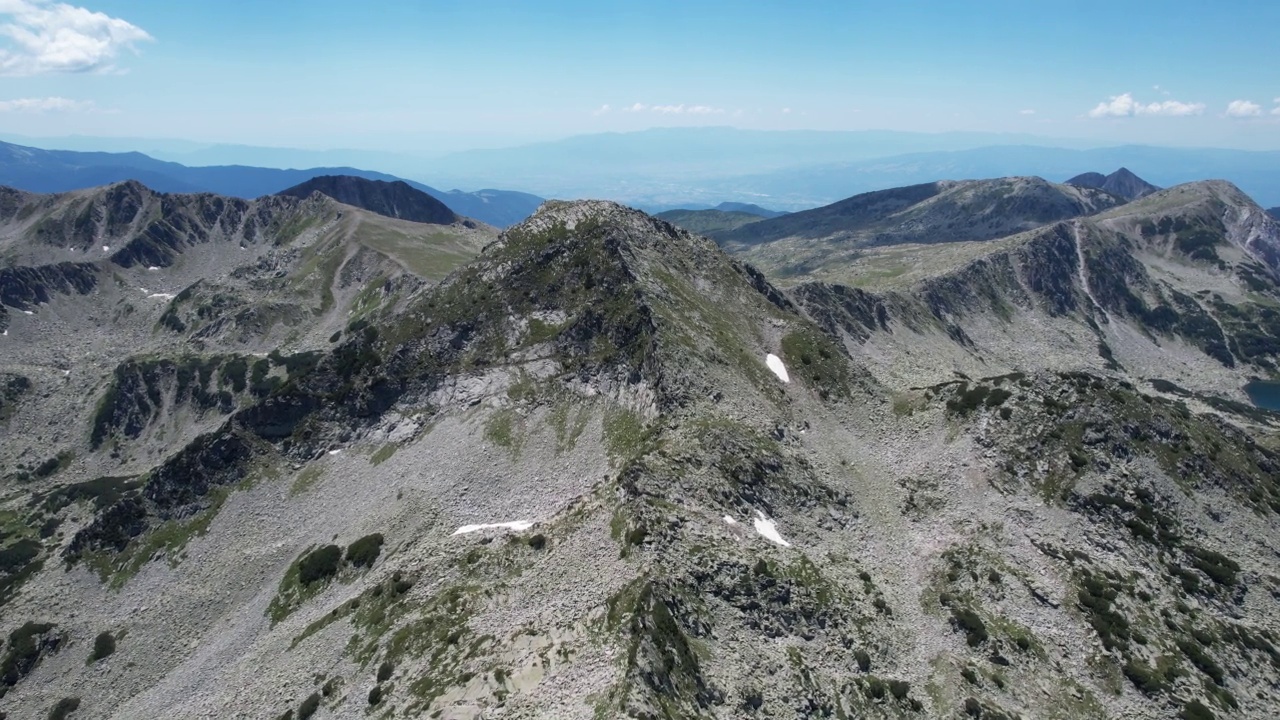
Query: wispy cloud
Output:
[[592, 103, 610, 116], [781, 107, 792, 114], [620, 102, 725, 115], [1019, 109, 1036, 115], [0, 95, 93, 111], [1225, 99, 1262, 117], [1087, 92, 1205, 118], [0, 0, 152, 75]]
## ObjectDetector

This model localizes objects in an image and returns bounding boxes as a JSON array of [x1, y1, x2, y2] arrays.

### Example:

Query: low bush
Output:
[[298, 545, 341, 585], [368, 685, 383, 706], [345, 533, 384, 569], [88, 631, 116, 663], [47, 697, 80, 720], [297, 691, 320, 720], [950, 607, 988, 646], [377, 660, 394, 683], [854, 649, 871, 672], [1179, 700, 1215, 720], [1122, 658, 1166, 695]]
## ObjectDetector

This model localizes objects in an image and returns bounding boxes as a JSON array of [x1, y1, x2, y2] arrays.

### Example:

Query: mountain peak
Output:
[[1066, 167, 1160, 201], [277, 175, 458, 224]]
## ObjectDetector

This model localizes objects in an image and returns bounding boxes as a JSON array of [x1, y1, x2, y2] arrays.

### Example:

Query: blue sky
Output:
[[1, 0, 1278, 151]]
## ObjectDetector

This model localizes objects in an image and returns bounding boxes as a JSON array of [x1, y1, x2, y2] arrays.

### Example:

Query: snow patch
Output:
[[753, 510, 791, 547], [102, 245, 110, 252], [147, 266, 160, 271], [147, 293, 175, 300], [451, 521, 533, 536], [22, 310, 33, 315], [327, 449, 342, 455], [723, 515, 738, 525], [765, 353, 790, 383]]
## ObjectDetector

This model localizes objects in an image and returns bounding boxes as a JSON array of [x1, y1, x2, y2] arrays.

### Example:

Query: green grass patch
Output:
[[289, 464, 324, 497], [483, 408, 523, 456], [780, 328, 856, 399], [602, 407, 650, 462], [369, 443, 399, 466]]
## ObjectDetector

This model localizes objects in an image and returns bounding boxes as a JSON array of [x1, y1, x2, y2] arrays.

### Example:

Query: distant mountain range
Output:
[[654, 201, 789, 236], [699, 144, 1280, 210], [404, 129, 1280, 210], [711, 201, 788, 218], [1065, 167, 1160, 201], [7, 129, 1280, 223], [0, 140, 542, 227], [1269, 207, 1280, 219]]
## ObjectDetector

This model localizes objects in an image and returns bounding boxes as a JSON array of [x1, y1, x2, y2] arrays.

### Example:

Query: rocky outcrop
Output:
[[0, 261, 98, 310]]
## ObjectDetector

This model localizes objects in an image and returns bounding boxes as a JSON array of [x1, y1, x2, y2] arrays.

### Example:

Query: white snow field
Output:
[[451, 521, 534, 536], [765, 353, 790, 383], [752, 510, 792, 547]]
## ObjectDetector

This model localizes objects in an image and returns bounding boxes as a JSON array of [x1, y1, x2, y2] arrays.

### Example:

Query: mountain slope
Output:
[[277, 176, 459, 225], [717, 176, 1125, 280], [1066, 167, 1160, 200], [714, 201, 788, 218], [2, 193, 1280, 720], [654, 208, 768, 235], [0, 179, 494, 471], [0, 140, 542, 228]]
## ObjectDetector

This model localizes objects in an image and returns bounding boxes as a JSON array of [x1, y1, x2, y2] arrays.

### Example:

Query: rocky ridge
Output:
[[0, 185, 1278, 720]]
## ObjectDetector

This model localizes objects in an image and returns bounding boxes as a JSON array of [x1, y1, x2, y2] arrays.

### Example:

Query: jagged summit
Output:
[[277, 175, 459, 225], [1066, 167, 1160, 201]]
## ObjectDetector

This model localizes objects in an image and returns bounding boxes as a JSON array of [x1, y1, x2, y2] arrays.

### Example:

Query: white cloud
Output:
[[0, 95, 92, 111], [1225, 99, 1262, 117], [781, 107, 792, 114], [623, 102, 724, 115], [0, 0, 152, 75], [1019, 109, 1036, 115], [592, 103, 610, 116], [1087, 92, 1205, 118]]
